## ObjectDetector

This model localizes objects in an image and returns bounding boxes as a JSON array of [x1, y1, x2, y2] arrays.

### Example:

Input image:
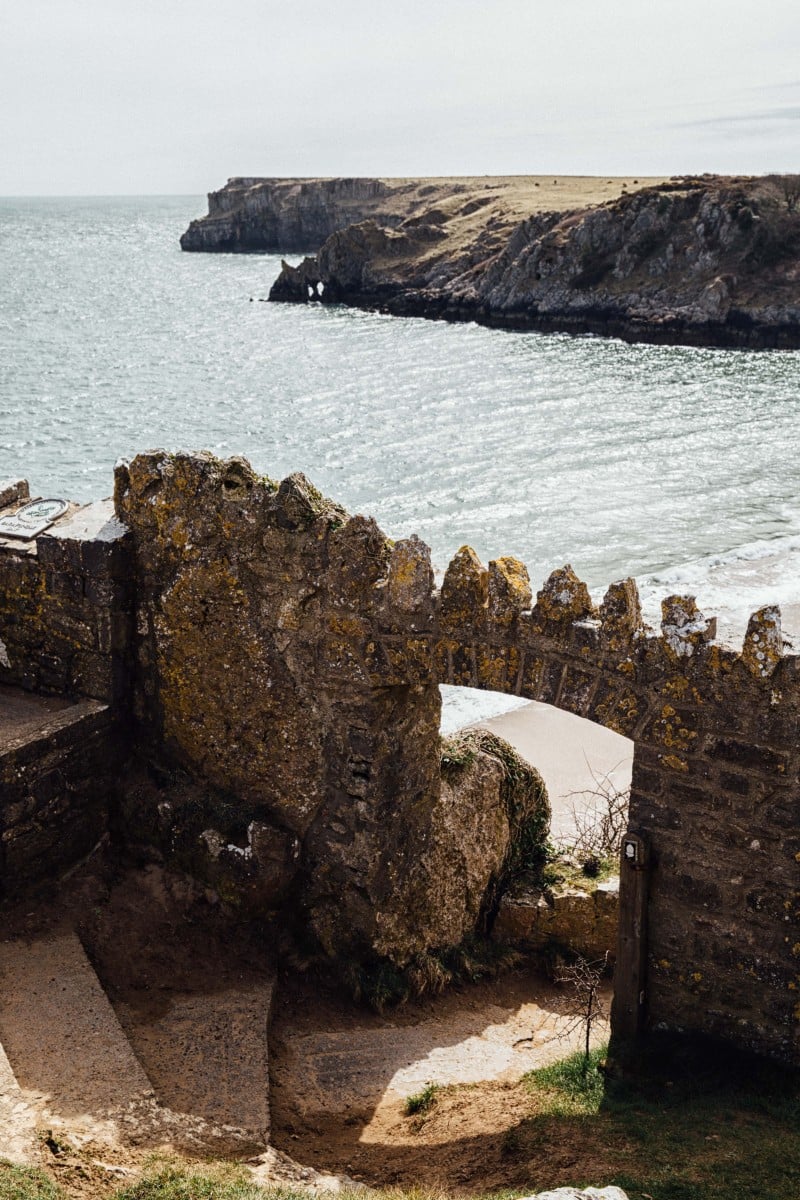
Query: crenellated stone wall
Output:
[[0, 485, 134, 706], [430, 558, 799, 1063], [0, 483, 133, 889], [1, 453, 798, 1065]]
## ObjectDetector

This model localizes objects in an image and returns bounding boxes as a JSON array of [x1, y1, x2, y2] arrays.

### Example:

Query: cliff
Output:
[[181, 176, 410, 252], [180, 174, 660, 254], [268, 175, 800, 349]]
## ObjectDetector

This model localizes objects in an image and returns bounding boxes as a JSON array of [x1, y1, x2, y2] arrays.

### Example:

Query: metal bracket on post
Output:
[[611, 830, 650, 1043]]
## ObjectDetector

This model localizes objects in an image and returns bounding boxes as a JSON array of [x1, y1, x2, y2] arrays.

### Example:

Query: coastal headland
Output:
[[182, 174, 800, 349]]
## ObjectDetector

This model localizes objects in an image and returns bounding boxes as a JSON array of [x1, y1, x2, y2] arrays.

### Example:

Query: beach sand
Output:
[[472, 700, 633, 845]]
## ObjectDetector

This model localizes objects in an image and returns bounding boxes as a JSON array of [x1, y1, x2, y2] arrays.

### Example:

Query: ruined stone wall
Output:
[[0, 701, 118, 890], [113, 453, 797, 1063], [426, 555, 799, 1064], [0, 482, 134, 894], [2, 454, 798, 1064], [113, 453, 447, 965], [0, 485, 133, 706]]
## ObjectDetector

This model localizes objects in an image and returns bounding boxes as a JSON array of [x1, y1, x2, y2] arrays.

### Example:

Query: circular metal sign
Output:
[[0, 497, 69, 540], [14, 499, 69, 527]]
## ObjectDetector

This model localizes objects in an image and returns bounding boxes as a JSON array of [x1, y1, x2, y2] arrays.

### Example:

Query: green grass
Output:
[[5, 1035, 799, 1200], [514, 1038, 800, 1200], [404, 1081, 440, 1117], [111, 1164, 275, 1200], [0, 1162, 62, 1200], [525, 1045, 607, 1116]]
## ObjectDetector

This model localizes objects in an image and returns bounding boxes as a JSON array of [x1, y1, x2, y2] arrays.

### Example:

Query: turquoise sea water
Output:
[[3, 194, 800, 646]]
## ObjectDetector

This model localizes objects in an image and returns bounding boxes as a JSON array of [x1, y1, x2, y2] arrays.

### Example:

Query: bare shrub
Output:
[[557, 762, 629, 871], [555, 951, 610, 1074]]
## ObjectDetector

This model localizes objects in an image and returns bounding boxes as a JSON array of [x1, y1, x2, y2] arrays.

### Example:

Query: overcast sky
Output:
[[2, 0, 799, 195]]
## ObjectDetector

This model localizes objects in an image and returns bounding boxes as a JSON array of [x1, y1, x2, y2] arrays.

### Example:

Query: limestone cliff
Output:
[[180, 176, 409, 252], [269, 175, 800, 349], [180, 174, 660, 255]]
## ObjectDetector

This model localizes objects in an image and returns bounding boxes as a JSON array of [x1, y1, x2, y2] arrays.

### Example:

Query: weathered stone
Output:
[[518, 1188, 629, 1200], [387, 535, 434, 614], [0, 698, 116, 892], [439, 545, 488, 630], [0, 480, 29, 510], [741, 605, 783, 678], [519, 1187, 629, 1200], [660, 594, 717, 658], [198, 821, 301, 910], [4, 448, 800, 1069], [534, 565, 593, 627], [488, 556, 532, 625], [599, 578, 643, 647], [494, 877, 619, 962]]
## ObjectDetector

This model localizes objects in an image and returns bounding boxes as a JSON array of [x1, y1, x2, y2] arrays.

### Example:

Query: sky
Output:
[[2, 0, 799, 195]]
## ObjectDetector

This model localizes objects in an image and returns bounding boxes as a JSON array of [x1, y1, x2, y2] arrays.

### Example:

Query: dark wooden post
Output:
[[611, 830, 650, 1042]]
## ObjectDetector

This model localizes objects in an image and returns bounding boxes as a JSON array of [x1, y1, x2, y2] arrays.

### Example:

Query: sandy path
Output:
[[270, 968, 612, 1186], [473, 701, 633, 844], [273, 971, 611, 1122]]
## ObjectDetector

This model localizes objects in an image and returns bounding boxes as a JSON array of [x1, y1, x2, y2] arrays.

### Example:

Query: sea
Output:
[[3, 195, 800, 729]]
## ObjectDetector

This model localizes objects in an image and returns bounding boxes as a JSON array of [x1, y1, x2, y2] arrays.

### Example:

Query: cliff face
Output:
[[180, 176, 407, 252], [270, 176, 800, 349], [180, 174, 661, 255]]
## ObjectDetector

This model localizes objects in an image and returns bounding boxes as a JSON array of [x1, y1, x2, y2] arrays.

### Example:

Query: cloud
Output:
[[681, 105, 800, 130]]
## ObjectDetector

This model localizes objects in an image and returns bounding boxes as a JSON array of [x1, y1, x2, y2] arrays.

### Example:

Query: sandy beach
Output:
[[473, 700, 633, 845]]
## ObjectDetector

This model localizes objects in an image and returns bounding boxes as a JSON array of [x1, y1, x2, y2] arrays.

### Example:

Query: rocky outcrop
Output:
[[112, 452, 549, 971], [269, 175, 800, 348], [180, 177, 408, 253]]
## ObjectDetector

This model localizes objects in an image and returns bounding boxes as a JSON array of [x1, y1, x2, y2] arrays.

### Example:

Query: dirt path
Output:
[[270, 966, 612, 1189]]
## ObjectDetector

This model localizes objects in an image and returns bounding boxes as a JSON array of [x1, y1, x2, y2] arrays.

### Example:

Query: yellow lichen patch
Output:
[[387, 535, 433, 613], [326, 613, 368, 638], [535, 564, 593, 624], [439, 545, 488, 629], [476, 648, 509, 691], [593, 688, 639, 736], [662, 753, 689, 772], [599, 577, 642, 647], [664, 675, 690, 699], [488, 556, 531, 625]]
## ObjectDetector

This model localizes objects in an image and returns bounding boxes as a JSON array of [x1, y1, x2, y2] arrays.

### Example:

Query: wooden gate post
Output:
[[611, 830, 650, 1042]]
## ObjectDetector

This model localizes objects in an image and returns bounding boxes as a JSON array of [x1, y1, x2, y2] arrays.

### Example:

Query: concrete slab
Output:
[[0, 1040, 38, 1165], [0, 931, 155, 1137], [0, 684, 75, 750], [115, 982, 274, 1143], [273, 974, 612, 1120]]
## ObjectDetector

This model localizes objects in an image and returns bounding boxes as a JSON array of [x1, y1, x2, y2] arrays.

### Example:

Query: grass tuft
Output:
[[404, 1082, 440, 1117], [111, 1163, 268, 1200], [525, 1044, 607, 1116], [0, 1162, 63, 1200]]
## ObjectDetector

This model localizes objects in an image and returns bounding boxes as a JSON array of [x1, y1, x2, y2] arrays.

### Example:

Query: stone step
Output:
[[115, 981, 274, 1145], [0, 927, 275, 1154], [0, 1039, 38, 1164], [0, 930, 156, 1144]]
